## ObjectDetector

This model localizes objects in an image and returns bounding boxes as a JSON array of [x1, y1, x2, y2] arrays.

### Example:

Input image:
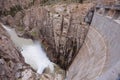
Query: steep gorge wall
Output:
[[0, 3, 92, 70], [0, 3, 92, 80], [0, 24, 43, 80], [1, 0, 120, 79]]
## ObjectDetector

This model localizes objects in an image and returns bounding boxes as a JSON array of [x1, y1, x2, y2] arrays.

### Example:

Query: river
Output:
[[1, 24, 54, 74]]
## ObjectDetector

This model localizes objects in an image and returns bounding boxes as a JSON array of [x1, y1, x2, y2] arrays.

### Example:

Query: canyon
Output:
[[0, 0, 120, 80]]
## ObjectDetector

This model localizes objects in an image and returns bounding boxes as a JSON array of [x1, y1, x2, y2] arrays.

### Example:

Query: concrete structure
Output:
[[66, 6, 120, 80]]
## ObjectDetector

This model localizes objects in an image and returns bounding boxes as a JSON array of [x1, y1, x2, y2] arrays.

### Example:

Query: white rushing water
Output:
[[1, 24, 54, 74]]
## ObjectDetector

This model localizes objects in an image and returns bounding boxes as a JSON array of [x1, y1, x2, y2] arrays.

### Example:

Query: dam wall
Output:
[[91, 13, 120, 70], [92, 8, 120, 80], [67, 5, 120, 80]]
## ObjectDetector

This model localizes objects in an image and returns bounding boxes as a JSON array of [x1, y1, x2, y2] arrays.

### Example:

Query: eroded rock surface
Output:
[[0, 24, 41, 80], [0, 0, 93, 79], [0, 24, 65, 80], [0, 3, 92, 70]]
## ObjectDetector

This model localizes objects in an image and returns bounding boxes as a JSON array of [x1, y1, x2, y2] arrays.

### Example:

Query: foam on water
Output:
[[1, 24, 54, 74], [21, 42, 54, 74]]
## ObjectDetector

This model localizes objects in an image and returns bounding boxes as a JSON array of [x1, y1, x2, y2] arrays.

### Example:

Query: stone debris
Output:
[[0, 0, 93, 80]]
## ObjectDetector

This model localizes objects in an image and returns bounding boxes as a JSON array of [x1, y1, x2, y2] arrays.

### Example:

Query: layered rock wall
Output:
[[0, 24, 42, 80]]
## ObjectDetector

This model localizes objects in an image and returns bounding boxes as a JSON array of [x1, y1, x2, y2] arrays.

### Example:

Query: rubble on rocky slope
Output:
[[0, 0, 93, 79], [0, 24, 65, 80], [0, 2, 92, 70], [0, 24, 41, 80]]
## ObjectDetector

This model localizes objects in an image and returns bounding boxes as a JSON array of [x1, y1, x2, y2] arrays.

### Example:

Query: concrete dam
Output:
[[0, 1, 120, 79], [66, 5, 120, 80]]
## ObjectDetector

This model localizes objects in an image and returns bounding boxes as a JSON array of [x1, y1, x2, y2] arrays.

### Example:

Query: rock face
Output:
[[97, 0, 120, 5], [0, 0, 92, 79], [1, 0, 120, 80], [0, 24, 41, 80], [0, 0, 41, 17], [0, 3, 92, 70], [0, 24, 65, 80], [43, 3, 91, 69]]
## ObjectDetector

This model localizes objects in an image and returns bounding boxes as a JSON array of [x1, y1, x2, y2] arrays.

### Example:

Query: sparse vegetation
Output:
[[31, 31, 38, 37], [40, 0, 84, 5], [0, 5, 22, 17]]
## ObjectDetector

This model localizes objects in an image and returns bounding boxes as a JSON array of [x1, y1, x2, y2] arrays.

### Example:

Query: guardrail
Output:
[[84, 4, 120, 25], [95, 4, 120, 21], [96, 4, 120, 10]]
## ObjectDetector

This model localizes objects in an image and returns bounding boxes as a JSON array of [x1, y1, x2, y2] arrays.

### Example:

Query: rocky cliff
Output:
[[1, 0, 120, 80], [0, 0, 92, 80], [0, 23, 66, 80], [0, 24, 43, 80], [0, 0, 92, 69]]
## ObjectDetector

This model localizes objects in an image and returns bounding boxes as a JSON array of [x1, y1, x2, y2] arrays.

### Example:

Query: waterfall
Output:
[[1, 24, 54, 74], [1, 24, 33, 48]]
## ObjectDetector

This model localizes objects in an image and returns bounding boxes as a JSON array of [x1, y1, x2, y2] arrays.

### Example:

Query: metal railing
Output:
[[96, 4, 120, 11]]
